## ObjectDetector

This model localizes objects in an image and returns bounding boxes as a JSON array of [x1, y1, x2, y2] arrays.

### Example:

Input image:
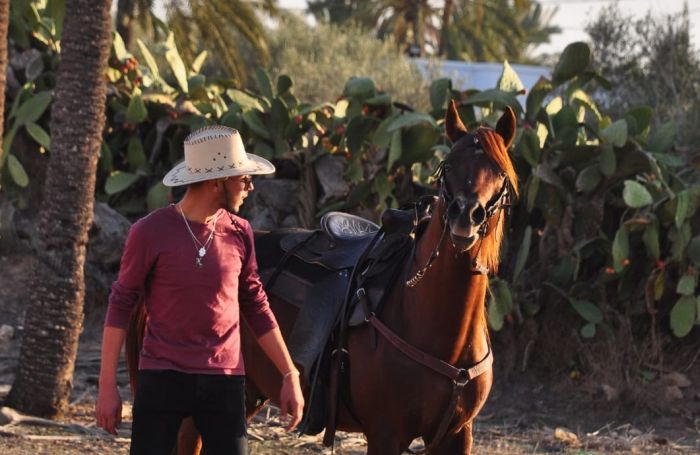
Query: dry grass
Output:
[[1, 401, 696, 455]]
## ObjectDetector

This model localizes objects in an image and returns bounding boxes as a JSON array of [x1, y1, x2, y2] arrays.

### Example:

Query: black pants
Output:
[[130, 370, 248, 455]]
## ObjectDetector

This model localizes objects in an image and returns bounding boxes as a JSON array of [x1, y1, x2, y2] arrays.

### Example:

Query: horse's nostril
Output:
[[471, 204, 485, 224], [448, 200, 462, 219]]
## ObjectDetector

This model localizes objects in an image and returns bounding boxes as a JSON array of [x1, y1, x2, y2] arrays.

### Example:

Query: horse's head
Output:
[[438, 101, 519, 270]]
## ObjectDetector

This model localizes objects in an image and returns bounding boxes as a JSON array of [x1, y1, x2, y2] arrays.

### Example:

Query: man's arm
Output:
[[237, 221, 304, 430], [256, 327, 304, 431], [96, 326, 126, 435], [96, 220, 152, 435]]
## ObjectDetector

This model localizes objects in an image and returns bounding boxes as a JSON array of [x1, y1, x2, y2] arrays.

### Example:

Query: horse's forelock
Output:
[[474, 128, 519, 197], [471, 127, 519, 273]]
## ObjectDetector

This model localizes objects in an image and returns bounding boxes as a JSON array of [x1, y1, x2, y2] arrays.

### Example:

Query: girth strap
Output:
[[361, 296, 493, 383], [360, 294, 493, 454], [365, 312, 493, 381]]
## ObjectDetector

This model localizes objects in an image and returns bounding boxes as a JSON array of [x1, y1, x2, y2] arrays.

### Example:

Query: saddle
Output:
[[279, 212, 380, 271], [260, 209, 419, 435]]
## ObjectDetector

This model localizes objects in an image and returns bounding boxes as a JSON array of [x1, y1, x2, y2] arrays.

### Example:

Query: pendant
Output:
[[195, 256, 203, 268], [198, 247, 206, 257]]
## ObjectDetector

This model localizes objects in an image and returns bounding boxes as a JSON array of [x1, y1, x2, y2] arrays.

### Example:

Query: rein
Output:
[[406, 218, 449, 287]]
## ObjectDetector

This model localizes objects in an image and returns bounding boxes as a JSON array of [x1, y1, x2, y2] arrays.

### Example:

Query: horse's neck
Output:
[[395, 203, 489, 363]]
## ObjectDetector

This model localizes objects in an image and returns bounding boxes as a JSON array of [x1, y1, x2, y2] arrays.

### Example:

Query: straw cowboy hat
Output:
[[163, 125, 275, 187]]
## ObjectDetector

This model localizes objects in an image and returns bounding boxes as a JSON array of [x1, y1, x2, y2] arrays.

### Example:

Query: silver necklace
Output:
[[177, 204, 220, 268]]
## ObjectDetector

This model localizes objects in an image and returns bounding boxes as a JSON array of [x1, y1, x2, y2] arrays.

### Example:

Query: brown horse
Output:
[[127, 100, 518, 454]]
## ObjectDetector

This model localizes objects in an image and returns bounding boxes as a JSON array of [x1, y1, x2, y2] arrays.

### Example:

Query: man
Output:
[[95, 126, 303, 454]]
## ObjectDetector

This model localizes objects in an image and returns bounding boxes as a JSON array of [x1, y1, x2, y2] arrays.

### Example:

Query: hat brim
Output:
[[163, 153, 275, 187]]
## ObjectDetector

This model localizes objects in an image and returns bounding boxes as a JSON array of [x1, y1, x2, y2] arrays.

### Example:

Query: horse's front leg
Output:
[[365, 432, 405, 455], [430, 420, 473, 455], [176, 417, 202, 455]]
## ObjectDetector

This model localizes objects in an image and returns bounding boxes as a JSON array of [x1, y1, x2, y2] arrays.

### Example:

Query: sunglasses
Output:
[[223, 176, 253, 187]]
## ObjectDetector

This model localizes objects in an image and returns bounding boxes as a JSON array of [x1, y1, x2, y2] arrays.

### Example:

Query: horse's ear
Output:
[[495, 106, 517, 149], [445, 100, 468, 143]]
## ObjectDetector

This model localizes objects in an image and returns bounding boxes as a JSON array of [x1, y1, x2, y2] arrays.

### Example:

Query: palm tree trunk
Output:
[[0, 0, 9, 164], [438, 0, 454, 57], [6, 0, 113, 418], [414, 1, 426, 57]]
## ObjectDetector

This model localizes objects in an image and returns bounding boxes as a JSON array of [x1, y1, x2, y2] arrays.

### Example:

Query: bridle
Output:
[[406, 134, 512, 286]]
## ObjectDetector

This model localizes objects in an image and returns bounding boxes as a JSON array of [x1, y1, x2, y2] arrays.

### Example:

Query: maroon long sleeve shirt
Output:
[[105, 205, 278, 375]]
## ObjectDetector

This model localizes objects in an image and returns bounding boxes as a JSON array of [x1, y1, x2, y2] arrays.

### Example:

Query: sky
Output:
[[276, 0, 700, 57]]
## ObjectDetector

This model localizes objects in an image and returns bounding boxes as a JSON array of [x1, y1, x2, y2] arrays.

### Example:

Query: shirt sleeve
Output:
[[238, 220, 278, 338], [104, 219, 154, 329]]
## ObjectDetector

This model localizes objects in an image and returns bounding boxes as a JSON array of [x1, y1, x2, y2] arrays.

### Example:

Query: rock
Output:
[[653, 436, 669, 445], [314, 155, 349, 204], [0, 325, 13, 342], [33, 203, 129, 317], [0, 200, 19, 253], [0, 406, 14, 425], [88, 202, 131, 270], [601, 383, 619, 401], [82, 203, 132, 314], [664, 385, 683, 401], [1, 203, 130, 321], [281, 214, 301, 228], [244, 179, 301, 230], [249, 207, 278, 232], [0, 254, 35, 327], [251, 179, 300, 212], [660, 372, 691, 388]]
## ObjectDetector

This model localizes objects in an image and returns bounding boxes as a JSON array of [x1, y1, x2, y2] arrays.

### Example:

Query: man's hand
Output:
[[95, 383, 122, 435], [97, 326, 126, 435], [279, 372, 304, 431], [254, 328, 305, 430]]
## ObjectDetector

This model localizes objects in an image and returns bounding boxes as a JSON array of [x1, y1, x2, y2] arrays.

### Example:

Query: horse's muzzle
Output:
[[448, 230, 478, 252], [446, 196, 482, 252]]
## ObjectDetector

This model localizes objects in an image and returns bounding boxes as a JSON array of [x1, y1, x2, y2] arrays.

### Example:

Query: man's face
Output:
[[222, 175, 253, 212]]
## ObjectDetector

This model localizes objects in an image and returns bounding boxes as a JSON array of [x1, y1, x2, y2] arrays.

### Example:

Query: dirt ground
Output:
[[1, 331, 699, 454], [0, 254, 699, 454]]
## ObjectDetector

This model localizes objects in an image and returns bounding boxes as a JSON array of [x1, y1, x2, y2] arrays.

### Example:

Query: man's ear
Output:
[[208, 178, 223, 192], [445, 100, 468, 143], [495, 106, 517, 149]]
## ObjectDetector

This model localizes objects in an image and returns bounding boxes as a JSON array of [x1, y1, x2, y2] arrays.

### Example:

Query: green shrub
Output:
[[4, 2, 699, 353], [267, 16, 429, 111]]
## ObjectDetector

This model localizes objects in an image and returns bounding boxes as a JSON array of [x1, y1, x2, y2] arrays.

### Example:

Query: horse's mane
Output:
[[472, 127, 519, 273]]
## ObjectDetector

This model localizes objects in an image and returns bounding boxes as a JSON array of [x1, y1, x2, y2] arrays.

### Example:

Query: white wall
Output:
[[411, 58, 550, 92]]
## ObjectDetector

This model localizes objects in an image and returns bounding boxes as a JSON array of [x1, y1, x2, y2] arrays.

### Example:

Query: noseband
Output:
[[406, 135, 511, 287], [439, 135, 512, 239]]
